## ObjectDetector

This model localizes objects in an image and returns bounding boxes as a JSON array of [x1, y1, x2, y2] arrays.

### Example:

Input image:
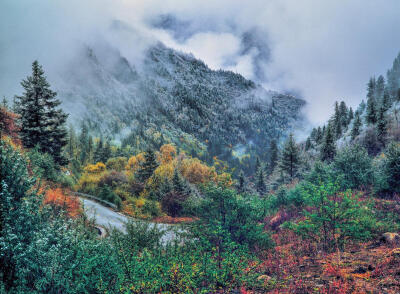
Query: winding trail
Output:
[[80, 198, 181, 243]]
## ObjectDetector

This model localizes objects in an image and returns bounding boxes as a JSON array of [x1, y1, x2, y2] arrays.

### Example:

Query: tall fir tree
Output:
[[137, 149, 159, 182], [305, 137, 312, 151], [79, 123, 89, 164], [14, 60, 68, 164], [366, 78, 377, 124], [256, 168, 267, 195], [377, 106, 387, 147], [237, 170, 246, 193], [348, 107, 354, 124], [279, 134, 300, 179], [339, 101, 348, 127], [172, 169, 186, 194], [376, 75, 385, 102], [321, 122, 336, 161], [351, 113, 362, 140], [267, 139, 279, 174], [94, 136, 104, 163]]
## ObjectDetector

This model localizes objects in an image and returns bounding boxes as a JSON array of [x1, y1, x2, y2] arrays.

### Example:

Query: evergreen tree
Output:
[[366, 78, 377, 124], [255, 157, 261, 174], [67, 125, 77, 160], [376, 75, 385, 102], [172, 169, 185, 194], [382, 89, 391, 112], [321, 123, 336, 162], [237, 170, 246, 193], [94, 136, 104, 163], [335, 118, 342, 138], [348, 107, 354, 124], [351, 113, 362, 140], [339, 101, 348, 127], [377, 106, 387, 147], [256, 168, 266, 195], [305, 137, 312, 151], [102, 140, 112, 163], [315, 126, 323, 144], [14, 61, 68, 164], [79, 123, 89, 164], [268, 139, 279, 174], [88, 136, 94, 163], [279, 134, 300, 179], [137, 149, 159, 182]]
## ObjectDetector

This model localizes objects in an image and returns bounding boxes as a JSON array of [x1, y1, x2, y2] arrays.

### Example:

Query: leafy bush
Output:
[[161, 191, 189, 217], [106, 156, 128, 171], [27, 146, 59, 181]]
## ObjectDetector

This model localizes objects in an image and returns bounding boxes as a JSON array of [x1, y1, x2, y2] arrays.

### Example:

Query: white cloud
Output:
[[2, 0, 400, 125]]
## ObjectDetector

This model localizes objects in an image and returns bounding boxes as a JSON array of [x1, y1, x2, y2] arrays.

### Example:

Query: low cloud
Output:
[[2, 0, 400, 124]]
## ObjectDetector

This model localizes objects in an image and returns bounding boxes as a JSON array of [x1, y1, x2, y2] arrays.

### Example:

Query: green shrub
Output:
[[332, 144, 372, 190], [287, 180, 377, 252], [142, 199, 162, 217], [27, 146, 59, 181]]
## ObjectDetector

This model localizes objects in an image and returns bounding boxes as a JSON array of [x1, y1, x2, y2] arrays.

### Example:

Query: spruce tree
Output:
[[256, 168, 266, 195], [351, 113, 362, 140], [79, 123, 89, 164], [279, 134, 299, 179], [339, 101, 348, 127], [14, 60, 68, 164], [377, 106, 387, 147], [94, 136, 104, 163], [305, 137, 312, 151], [321, 123, 336, 162], [366, 78, 377, 124], [268, 139, 279, 174], [382, 89, 391, 112], [137, 149, 159, 182], [376, 75, 385, 101], [172, 169, 185, 194], [348, 107, 354, 124], [237, 170, 246, 193], [102, 140, 112, 163]]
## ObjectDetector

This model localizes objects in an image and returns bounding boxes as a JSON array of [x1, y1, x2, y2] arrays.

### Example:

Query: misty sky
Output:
[[1, 0, 400, 124]]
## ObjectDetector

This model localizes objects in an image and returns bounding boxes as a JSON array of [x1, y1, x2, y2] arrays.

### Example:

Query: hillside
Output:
[[55, 39, 305, 168]]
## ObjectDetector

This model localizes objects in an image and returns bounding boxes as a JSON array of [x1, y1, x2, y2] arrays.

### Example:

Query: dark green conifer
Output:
[[321, 123, 336, 162], [279, 134, 300, 179]]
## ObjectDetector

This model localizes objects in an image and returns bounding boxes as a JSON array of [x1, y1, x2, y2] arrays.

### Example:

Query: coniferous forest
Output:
[[2, 2, 400, 293]]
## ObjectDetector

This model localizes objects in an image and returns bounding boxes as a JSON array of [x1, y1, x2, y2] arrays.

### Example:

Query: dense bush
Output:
[[332, 144, 372, 190], [27, 146, 59, 182], [287, 180, 378, 252]]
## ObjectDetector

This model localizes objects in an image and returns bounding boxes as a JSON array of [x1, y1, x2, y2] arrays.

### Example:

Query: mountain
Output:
[[55, 38, 305, 170]]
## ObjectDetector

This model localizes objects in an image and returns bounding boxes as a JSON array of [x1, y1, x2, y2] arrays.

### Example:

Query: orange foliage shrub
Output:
[[44, 188, 81, 217], [158, 144, 176, 164], [180, 157, 216, 184], [126, 153, 145, 172]]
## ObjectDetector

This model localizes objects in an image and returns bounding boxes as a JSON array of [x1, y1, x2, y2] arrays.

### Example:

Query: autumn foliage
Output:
[[0, 107, 20, 145], [44, 188, 81, 217]]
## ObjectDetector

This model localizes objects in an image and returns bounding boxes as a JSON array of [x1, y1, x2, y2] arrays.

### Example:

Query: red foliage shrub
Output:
[[0, 107, 20, 144], [44, 188, 81, 217]]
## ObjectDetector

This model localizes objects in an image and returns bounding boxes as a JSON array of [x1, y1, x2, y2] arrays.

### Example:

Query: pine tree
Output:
[[237, 170, 246, 193], [376, 75, 385, 102], [382, 89, 391, 112], [14, 61, 68, 164], [305, 137, 312, 151], [348, 107, 354, 124], [94, 136, 104, 163], [255, 157, 261, 174], [321, 123, 336, 162], [351, 113, 362, 140], [67, 125, 77, 160], [316, 127, 323, 144], [79, 123, 89, 164], [339, 101, 348, 127], [366, 78, 377, 124], [88, 136, 94, 163], [172, 169, 185, 194], [102, 140, 112, 163], [137, 149, 159, 182], [377, 106, 387, 147], [268, 139, 278, 174], [279, 134, 300, 179], [256, 168, 266, 195]]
